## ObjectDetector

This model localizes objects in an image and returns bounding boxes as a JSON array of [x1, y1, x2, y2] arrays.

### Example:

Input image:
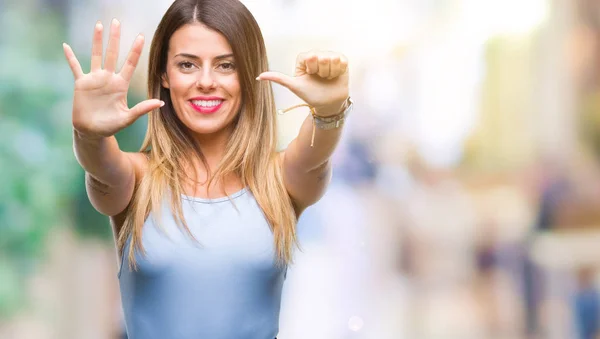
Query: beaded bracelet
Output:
[[277, 97, 353, 147]]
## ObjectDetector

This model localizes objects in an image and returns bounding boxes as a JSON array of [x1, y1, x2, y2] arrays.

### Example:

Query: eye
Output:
[[178, 61, 195, 70], [217, 62, 236, 71]]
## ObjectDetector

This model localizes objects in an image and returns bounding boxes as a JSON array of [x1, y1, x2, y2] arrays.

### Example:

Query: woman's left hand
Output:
[[257, 50, 349, 116]]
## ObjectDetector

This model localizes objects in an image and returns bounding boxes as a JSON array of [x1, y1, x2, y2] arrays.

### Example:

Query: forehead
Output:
[[168, 23, 232, 56]]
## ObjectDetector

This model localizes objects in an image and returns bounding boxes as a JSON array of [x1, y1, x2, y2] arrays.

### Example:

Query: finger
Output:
[[317, 56, 331, 79], [328, 56, 342, 79], [91, 21, 104, 72], [130, 99, 164, 118], [294, 52, 309, 75], [119, 34, 144, 82], [63, 43, 84, 80], [340, 54, 349, 74], [305, 53, 319, 75], [256, 71, 296, 91], [104, 19, 121, 73]]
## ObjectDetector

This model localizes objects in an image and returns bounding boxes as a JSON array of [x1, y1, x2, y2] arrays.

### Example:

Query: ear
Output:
[[161, 73, 170, 89]]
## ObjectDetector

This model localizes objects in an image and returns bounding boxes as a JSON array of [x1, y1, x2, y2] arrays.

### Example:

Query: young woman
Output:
[[63, 0, 352, 338]]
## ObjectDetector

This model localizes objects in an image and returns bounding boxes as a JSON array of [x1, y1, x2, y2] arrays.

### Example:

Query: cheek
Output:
[[223, 76, 241, 100], [169, 73, 195, 95]]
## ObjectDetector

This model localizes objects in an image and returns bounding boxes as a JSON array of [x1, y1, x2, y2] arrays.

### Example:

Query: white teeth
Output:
[[192, 100, 222, 107]]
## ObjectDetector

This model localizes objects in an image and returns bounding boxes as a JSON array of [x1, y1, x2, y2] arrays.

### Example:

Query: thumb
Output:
[[257, 71, 296, 91], [130, 99, 165, 118]]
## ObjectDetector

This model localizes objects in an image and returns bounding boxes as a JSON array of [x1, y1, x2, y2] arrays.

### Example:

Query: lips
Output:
[[189, 99, 224, 114]]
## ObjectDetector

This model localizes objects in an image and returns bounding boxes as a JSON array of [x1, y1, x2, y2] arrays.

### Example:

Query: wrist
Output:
[[313, 98, 349, 117], [73, 128, 107, 143]]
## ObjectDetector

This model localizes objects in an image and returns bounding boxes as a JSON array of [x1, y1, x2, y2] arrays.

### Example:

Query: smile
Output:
[[189, 99, 224, 114]]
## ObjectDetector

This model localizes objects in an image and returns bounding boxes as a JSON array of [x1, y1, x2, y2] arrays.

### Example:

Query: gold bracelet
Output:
[[278, 97, 352, 147]]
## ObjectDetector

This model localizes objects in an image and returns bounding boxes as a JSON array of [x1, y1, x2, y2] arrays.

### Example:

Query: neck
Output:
[[182, 125, 242, 196], [192, 125, 233, 170]]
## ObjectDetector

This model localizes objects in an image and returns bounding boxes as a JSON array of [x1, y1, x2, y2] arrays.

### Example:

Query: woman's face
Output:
[[162, 23, 242, 140]]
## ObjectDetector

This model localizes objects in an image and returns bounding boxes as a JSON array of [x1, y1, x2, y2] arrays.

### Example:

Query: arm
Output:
[[281, 101, 350, 212], [258, 50, 350, 212], [74, 132, 136, 216], [64, 19, 162, 216]]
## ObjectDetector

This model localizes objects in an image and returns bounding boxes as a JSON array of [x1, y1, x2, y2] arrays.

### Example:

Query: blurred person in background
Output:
[[527, 152, 600, 339], [574, 267, 600, 339], [62, 0, 352, 338], [523, 157, 568, 338]]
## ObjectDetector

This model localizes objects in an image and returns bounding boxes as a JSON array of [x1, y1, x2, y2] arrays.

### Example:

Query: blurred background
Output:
[[3, 0, 600, 338]]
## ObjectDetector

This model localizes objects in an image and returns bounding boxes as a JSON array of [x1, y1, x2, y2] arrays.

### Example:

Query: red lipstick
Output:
[[189, 96, 224, 114]]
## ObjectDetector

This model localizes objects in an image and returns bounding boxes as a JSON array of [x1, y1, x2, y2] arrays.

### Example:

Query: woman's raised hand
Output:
[[63, 19, 163, 139]]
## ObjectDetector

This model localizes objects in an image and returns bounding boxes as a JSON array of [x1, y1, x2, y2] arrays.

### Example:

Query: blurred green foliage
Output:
[[0, 4, 75, 318], [0, 3, 146, 318]]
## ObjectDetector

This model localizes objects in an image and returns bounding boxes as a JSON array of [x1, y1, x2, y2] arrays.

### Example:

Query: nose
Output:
[[196, 68, 217, 91]]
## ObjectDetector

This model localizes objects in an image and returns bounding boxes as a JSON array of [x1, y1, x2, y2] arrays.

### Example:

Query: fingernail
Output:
[[96, 21, 102, 29], [255, 76, 261, 80], [112, 18, 120, 26], [159, 101, 165, 107]]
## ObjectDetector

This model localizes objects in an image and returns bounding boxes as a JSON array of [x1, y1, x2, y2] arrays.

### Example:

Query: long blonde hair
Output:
[[117, 0, 299, 270]]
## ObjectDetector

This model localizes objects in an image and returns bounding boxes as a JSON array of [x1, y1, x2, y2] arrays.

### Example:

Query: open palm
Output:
[[63, 19, 163, 138]]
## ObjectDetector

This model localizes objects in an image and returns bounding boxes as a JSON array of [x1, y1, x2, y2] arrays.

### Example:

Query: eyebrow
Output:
[[174, 53, 234, 60]]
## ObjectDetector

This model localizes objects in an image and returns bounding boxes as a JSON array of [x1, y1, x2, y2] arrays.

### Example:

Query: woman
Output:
[[63, 0, 351, 338]]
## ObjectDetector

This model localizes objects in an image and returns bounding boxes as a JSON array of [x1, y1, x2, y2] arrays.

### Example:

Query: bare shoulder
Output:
[[278, 150, 285, 164], [126, 151, 150, 176]]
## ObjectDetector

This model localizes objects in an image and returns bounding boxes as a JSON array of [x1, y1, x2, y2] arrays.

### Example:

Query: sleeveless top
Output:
[[118, 188, 286, 339]]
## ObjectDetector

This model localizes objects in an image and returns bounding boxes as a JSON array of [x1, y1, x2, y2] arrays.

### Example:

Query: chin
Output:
[[185, 120, 234, 137], [176, 105, 239, 138]]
